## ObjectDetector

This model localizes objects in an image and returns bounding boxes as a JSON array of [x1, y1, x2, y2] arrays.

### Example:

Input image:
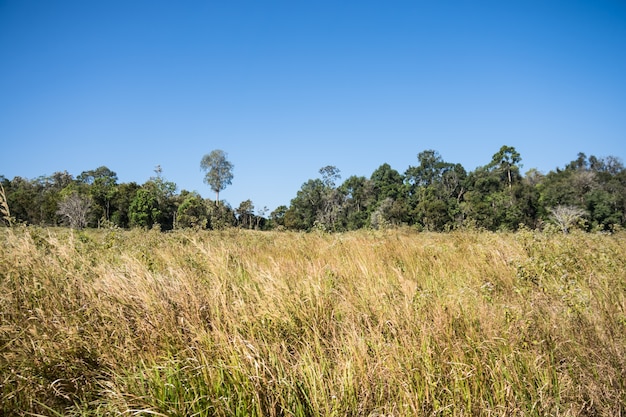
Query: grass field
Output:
[[1, 227, 625, 416]]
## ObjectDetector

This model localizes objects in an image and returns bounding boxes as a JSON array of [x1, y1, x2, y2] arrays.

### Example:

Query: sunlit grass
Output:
[[1, 227, 625, 415]]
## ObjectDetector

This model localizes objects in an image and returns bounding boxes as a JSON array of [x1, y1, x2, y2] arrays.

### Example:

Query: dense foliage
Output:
[[1, 146, 624, 232]]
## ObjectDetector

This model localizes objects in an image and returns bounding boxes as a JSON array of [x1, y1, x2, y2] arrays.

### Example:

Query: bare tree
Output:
[[549, 205, 586, 234], [57, 193, 92, 229]]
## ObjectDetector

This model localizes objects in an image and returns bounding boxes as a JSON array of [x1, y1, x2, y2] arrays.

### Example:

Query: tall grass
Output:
[[1, 227, 625, 416]]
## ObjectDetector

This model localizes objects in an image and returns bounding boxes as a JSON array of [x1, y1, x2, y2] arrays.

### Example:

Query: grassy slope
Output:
[[1, 227, 625, 416]]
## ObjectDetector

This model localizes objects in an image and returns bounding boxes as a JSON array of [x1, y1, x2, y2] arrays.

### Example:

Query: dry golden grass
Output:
[[0, 183, 11, 226], [1, 227, 625, 416]]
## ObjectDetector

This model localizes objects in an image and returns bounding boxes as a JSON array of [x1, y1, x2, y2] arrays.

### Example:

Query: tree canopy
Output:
[[200, 150, 234, 204], [1, 146, 624, 233]]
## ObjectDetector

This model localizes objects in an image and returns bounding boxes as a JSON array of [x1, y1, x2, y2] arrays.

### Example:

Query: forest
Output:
[[1, 145, 625, 233]]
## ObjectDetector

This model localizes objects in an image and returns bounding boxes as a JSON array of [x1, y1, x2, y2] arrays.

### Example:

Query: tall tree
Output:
[[317, 166, 343, 231], [144, 166, 177, 229], [489, 145, 522, 189], [200, 150, 234, 204], [319, 165, 341, 188]]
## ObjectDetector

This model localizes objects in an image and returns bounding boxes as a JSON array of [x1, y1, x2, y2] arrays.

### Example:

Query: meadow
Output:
[[1, 226, 625, 416]]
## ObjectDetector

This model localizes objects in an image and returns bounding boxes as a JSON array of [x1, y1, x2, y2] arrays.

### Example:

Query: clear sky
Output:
[[1, 1, 625, 212]]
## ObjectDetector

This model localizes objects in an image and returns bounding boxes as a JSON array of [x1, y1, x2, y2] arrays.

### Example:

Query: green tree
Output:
[[368, 163, 409, 226], [319, 165, 341, 188], [206, 200, 236, 229], [462, 146, 527, 231], [370, 163, 405, 202], [176, 192, 208, 229], [268, 205, 288, 229], [489, 145, 522, 189], [284, 179, 325, 230], [5, 177, 39, 224], [129, 188, 161, 228], [538, 153, 625, 231], [110, 182, 140, 228], [236, 199, 255, 229], [317, 166, 344, 231], [338, 175, 376, 230], [78, 166, 118, 224], [404, 150, 464, 230], [143, 166, 177, 229], [200, 150, 234, 204], [405, 150, 451, 188]]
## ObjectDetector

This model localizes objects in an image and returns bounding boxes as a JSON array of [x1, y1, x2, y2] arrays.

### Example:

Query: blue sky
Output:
[[1, 1, 625, 211]]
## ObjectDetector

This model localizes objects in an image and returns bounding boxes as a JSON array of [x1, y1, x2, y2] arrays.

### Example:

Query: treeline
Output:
[[1, 146, 625, 232]]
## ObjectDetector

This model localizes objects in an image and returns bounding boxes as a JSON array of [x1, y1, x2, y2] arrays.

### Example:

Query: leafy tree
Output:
[[370, 163, 405, 202], [4, 175, 68, 225], [77, 166, 117, 185], [405, 150, 451, 188], [256, 206, 269, 230], [566, 152, 589, 171], [317, 166, 344, 231], [236, 199, 255, 229], [110, 182, 140, 228], [176, 192, 208, 229], [129, 188, 161, 229], [488, 145, 522, 189], [404, 151, 465, 230], [49, 171, 75, 190], [269, 205, 288, 229], [79, 166, 118, 224], [143, 167, 177, 229], [284, 179, 325, 230], [200, 150, 234, 204], [539, 154, 601, 228], [461, 146, 529, 231], [339, 175, 376, 230], [524, 168, 544, 187], [319, 165, 341, 188], [368, 164, 409, 226], [30, 173, 77, 225], [5, 177, 38, 224], [206, 200, 236, 229]]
